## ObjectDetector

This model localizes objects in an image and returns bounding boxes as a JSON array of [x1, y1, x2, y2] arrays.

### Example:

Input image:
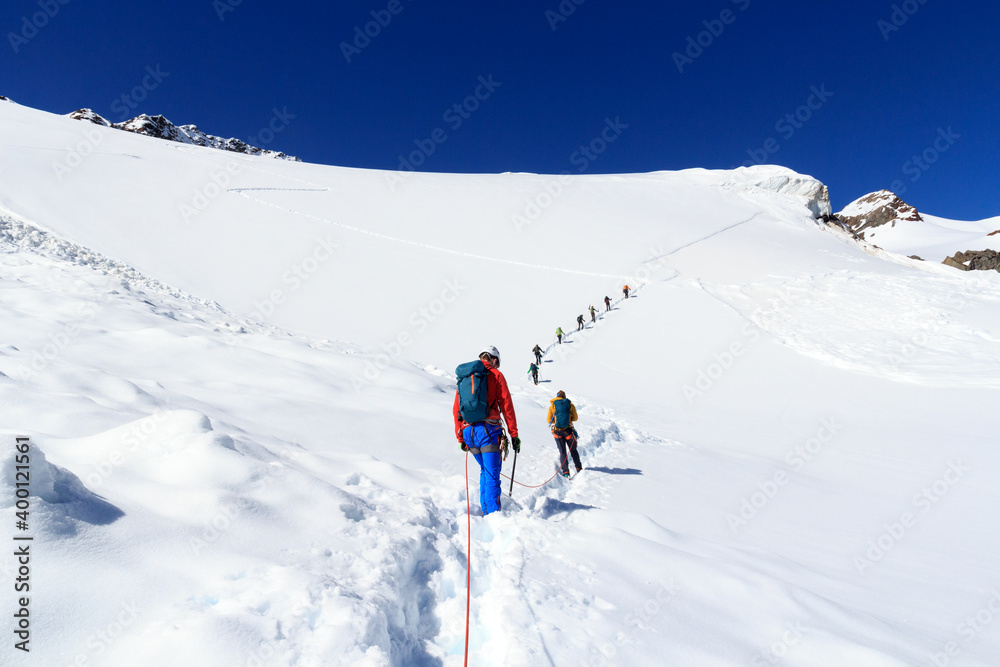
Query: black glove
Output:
[[572, 428, 579, 438], [511, 436, 521, 453], [459, 439, 468, 452]]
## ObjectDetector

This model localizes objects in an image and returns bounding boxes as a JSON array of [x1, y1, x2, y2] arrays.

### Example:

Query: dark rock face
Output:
[[837, 190, 922, 239], [942, 249, 1000, 272], [68, 108, 299, 162], [69, 109, 111, 126]]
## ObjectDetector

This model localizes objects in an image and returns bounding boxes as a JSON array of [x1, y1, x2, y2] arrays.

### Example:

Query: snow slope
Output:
[[1, 100, 1000, 667]]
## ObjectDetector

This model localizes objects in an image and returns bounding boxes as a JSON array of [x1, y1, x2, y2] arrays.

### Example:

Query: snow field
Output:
[[2, 100, 1000, 665]]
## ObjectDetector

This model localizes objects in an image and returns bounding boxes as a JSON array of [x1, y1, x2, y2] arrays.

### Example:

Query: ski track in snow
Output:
[[228, 182, 633, 281], [648, 211, 764, 261]]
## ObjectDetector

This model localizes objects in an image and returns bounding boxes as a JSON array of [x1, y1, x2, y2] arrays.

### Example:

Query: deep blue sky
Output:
[[3, 0, 998, 218]]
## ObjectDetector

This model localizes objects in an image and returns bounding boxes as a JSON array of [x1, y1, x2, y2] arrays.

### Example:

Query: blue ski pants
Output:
[[463, 423, 503, 515]]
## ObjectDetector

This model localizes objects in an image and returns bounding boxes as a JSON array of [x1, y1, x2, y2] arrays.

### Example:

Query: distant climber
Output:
[[589, 305, 597, 323], [454, 345, 520, 515], [532, 344, 543, 365], [547, 390, 581, 478], [556, 327, 564, 344], [622, 285, 631, 299], [576, 314, 585, 331], [604, 296, 611, 312], [528, 362, 539, 385]]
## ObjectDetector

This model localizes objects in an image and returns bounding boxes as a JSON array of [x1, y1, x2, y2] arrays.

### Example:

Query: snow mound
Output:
[[1, 212, 229, 318], [0, 440, 125, 536], [720, 165, 832, 218], [68, 108, 300, 161]]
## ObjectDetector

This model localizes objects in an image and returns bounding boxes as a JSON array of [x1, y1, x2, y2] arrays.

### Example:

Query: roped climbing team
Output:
[[454, 285, 633, 514]]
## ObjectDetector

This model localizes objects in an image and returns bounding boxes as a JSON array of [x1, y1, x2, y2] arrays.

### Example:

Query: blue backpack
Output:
[[456, 360, 491, 424], [553, 398, 573, 429]]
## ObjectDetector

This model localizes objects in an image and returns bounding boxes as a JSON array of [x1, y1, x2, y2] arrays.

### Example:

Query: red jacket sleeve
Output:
[[453, 389, 465, 441], [491, 368, 518, 438]]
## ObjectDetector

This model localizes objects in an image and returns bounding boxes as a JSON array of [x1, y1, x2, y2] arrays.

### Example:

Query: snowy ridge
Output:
[[0, 211, 230, 321], [718, 165, 833, 219], [69, 108, 300, 161]]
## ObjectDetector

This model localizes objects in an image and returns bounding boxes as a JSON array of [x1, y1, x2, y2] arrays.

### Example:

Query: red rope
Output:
[[500, 446, 572, 489], [500, 468, 561, 489], [463, 449, 472, 666], [462, 442, 574, 663]]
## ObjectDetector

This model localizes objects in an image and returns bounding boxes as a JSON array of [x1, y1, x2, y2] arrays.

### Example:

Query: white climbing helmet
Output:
[[480, 345, 501, 367]]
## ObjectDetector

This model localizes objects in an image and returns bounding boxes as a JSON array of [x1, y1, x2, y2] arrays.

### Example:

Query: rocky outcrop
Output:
[[942, 250, 1000, 272], [837, 190, 922, 239], [68, 108, 299, 162]]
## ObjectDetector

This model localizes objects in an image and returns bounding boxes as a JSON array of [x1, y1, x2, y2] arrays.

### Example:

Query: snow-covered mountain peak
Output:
[[68, 107, 300, 162], [836, 189, 922, 237]]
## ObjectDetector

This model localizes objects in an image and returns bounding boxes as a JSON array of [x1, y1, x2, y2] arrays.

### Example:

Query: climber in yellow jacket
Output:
[[547, 391, 582, 477]]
